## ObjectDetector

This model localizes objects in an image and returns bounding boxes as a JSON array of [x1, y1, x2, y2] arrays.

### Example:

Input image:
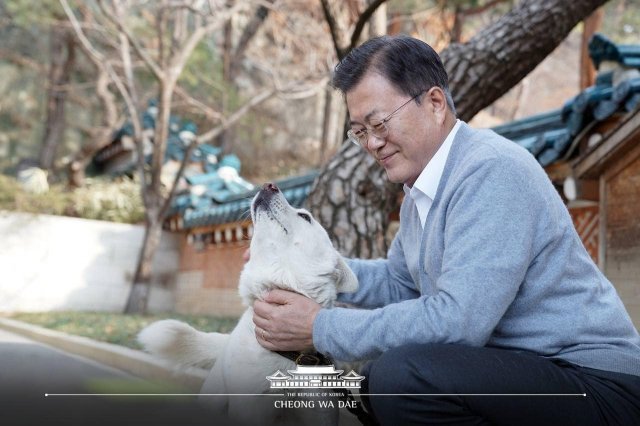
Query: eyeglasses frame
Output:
[[347, 90, 426, 148]]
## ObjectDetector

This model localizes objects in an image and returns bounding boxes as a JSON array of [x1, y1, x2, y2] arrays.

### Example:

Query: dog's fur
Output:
[[138, 183, 358, 425]]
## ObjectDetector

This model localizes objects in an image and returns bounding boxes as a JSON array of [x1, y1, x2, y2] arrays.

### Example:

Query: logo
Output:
[[266, 364, 364, 389], [267, 365, 364, 410]]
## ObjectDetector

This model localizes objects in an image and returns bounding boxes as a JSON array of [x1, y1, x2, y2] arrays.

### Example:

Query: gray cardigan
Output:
[[313, 122, 640, 377]]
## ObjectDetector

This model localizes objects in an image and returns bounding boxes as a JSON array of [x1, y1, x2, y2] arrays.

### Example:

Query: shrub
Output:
[[0, 174, 145, 224], [73, 177, 145, 223], [0, 174, 72, 215]]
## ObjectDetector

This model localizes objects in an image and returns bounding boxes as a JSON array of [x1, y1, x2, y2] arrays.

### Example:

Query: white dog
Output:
[[138, 183, 358, 425]]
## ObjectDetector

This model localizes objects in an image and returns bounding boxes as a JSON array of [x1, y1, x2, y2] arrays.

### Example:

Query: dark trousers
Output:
[[360, 343, 640, 426]]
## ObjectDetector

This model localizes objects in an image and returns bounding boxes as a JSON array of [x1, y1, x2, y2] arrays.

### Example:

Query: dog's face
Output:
[[238, 183, 358, 307]]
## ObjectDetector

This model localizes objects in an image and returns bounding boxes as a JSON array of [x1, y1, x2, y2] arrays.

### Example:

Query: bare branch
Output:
[[197, 89, 275, 144], [157, 1, 167, 68], [462, 0, 510, 16], [163, 0, 215, 17], [0, 49, 46, 72], [119, 33, 139, 106], [112, 2, 140, 115], [349, 0, 388, 51], [169, 3, 245, 80], [95, 67, 119, 127], [97, 0, 164, 79], [229, 1, 274, 75], [173, 86, 224, 121], [273, 77, 330, 99], [60, 2, 129, 111], [320, 0, 346, 59], [60, 0, 104, 65]]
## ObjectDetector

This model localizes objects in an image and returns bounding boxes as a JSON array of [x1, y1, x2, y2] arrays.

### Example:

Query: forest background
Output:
[[1, 0, 638, 313]]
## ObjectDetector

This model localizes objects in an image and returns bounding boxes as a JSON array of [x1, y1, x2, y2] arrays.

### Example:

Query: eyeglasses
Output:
[[347, 91, 424, 148]]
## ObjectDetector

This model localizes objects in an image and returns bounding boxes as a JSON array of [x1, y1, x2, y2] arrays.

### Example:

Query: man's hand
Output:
[[253, 289, 321, 352]]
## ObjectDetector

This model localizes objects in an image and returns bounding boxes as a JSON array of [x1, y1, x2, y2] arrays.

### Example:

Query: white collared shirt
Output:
[[404, 119, 461, 228]]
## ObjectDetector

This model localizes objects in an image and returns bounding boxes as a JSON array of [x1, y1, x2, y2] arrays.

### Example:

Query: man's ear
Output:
[[335, 257, 358, 293], [427, 87, 448, 123]]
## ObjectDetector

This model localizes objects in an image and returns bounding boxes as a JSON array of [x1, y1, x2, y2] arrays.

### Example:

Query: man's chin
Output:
[[384, 169, 408, 185]]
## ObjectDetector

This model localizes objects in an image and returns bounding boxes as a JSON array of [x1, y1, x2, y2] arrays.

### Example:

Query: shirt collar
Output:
[[404, 119, 461, 200]]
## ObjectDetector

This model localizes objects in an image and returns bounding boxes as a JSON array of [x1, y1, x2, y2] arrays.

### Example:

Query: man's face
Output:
[[346, 72, 447, 187]]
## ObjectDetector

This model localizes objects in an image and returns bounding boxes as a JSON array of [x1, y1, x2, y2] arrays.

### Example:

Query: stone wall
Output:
[[0, 211, 179, 313]]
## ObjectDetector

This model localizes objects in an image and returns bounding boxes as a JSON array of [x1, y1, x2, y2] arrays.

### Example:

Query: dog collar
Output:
[[276, 351, 332, 366]]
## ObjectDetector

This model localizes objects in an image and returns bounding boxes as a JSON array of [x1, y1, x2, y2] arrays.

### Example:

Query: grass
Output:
[[9, 311, 238, 350]]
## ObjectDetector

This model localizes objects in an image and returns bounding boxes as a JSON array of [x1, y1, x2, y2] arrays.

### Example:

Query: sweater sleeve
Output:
[[337, 234, 420, 309], [313, 155, 542, 361]]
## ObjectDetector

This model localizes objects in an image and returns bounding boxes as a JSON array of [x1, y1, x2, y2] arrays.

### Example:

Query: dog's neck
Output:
[[244, 280, 336, 309]]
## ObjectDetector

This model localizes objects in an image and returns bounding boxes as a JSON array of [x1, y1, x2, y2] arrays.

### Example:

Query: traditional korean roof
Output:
[[491, 109, 569, 167], [491, 33, 640, 167], [589, 33, 640, 69], [90, 100, 267, 230], [93, 102, 224, 173]]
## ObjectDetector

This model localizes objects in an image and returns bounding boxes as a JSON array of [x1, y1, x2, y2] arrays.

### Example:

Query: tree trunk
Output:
[[124, 218, 164, 314], [309, 0, 610, 258], [217, 13, 234, 151], [450, 7, 464, 43], [39, 22, 76, 171], [306, 142, 400, 258], [319, 87, 334, 165], [124, 82, 173, 315], [443, 0, 609, 122]]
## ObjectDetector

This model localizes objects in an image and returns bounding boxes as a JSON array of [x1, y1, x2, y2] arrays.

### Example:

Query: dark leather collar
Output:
[[276, 351, 332, 366]]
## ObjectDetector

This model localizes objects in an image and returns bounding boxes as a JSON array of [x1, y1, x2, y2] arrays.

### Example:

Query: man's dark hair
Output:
[[332, 35, 455, 113]]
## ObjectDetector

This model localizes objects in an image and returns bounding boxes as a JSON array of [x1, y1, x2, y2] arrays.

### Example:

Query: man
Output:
[[253, 35, 640, 425]]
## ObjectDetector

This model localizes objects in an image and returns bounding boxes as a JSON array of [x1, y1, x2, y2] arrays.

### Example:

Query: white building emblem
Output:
[[267, 365, 364, 389]]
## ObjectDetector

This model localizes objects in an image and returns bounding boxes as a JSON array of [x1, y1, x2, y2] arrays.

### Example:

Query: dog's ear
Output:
[[335, 257, 358, 293]]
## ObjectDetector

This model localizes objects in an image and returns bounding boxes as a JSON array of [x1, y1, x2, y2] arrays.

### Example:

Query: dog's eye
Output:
[[297, 212, 312, 223]]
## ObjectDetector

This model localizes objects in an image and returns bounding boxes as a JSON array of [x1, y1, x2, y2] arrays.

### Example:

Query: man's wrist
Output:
[[311, 308, 329, 354]]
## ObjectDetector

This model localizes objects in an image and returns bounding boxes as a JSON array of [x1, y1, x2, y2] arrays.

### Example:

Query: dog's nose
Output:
[[263, 182, 279, 193]]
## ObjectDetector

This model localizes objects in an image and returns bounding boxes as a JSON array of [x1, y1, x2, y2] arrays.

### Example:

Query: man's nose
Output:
[[366, 133, 386, 151]]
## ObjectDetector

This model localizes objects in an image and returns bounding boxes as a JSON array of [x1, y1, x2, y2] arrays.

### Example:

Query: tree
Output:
[[308, 0, 611, 258], [2, 0, 81, 174], [60, 0, 277, 314], [39, 12, 76, 172]]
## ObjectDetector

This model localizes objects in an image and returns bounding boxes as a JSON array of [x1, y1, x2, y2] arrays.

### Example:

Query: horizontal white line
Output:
[[45, 393, 586, 397], [359, 393, 587, 397], [45, 393, 285, 397]]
